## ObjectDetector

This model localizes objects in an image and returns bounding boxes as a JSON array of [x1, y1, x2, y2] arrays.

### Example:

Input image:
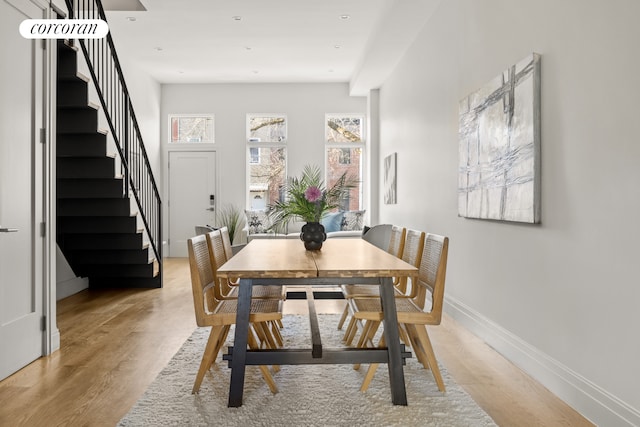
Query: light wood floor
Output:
[[0, 258, 593, 426]]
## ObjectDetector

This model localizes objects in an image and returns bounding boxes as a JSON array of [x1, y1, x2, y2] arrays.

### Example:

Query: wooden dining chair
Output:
[[350, 233, 449, 392], [337, 225, 407, 331], [205, 230, 284, 344], [187, 234, 283, 394], [214, 227, 287, 302], [344, 229, 425, 349]]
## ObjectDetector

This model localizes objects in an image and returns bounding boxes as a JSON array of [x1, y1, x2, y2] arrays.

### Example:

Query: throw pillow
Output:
[[341, 210, 365, 231], [244, 209, 270, 234], [320, 211, 344, 233]]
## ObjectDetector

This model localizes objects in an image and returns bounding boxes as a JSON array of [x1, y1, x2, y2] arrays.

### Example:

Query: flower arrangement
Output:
[[269, 164, 358, 227]]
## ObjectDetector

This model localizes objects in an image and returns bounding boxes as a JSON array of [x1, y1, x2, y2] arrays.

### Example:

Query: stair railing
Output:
[[64, 0, 162, 283]]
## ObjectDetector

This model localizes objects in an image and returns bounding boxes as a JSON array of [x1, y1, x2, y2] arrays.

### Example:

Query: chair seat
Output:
[[340, 284, 380, 298], [208, 298, 283, 326], [341, 284, 407, 299], [351, 297, 438, 325], [223, 285, 286, 300]]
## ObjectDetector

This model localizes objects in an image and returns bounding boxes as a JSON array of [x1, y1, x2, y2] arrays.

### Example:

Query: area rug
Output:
[[119, 315, 496, 426]]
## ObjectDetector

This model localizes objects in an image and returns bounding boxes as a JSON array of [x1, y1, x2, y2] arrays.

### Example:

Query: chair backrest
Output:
[[387, 225, 406, 258], [195, 225, 215, 235], [362, 224, 392, 250], [398, 229, 425, 295], [415, 233, 449, 323], [205, 230, 233, 300], [187, 234, 219, 326], [219, 226, 234, 260]]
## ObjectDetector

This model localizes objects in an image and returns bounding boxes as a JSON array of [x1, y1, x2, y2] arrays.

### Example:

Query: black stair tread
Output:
[[59, 39, 78, 52], [56, 153, 117, 160], [62, 248, 151, 264], [57, 103, 100, 112], [58, 128, 109, 136], [57, 72, 91, 83], [57, 216, 138, 233]]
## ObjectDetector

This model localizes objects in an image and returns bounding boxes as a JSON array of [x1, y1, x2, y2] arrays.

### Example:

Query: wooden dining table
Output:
[[216, 238, 418, 407]]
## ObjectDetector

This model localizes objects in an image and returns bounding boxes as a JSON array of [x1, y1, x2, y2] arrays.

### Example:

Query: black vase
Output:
[[300, 222, 327, 250]]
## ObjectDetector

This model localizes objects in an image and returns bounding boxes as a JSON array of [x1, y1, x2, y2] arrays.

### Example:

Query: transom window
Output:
[[169, 115, 214, 143]]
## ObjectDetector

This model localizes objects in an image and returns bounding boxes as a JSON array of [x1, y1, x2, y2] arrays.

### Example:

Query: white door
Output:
[[0, 0, 45, 380], [168, 151, 216, 257]]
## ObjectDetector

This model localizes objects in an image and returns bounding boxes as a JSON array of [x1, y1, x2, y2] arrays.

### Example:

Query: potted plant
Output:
[[269, 164, 358, 250], [217, 204, 243, 246]]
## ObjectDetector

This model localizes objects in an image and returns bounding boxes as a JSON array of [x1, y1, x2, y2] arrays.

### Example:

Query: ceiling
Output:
[[103, 0, 441, 95]]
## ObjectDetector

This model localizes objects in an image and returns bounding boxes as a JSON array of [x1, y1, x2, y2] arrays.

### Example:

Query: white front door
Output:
[[168, 151, 216, 257], [0, 0, 46, 380]]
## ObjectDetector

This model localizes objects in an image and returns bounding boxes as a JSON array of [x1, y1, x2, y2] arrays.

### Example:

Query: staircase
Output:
[[56, 19, 161, 287]]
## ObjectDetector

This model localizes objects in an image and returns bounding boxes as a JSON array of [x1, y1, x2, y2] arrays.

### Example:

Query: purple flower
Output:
[[304, 186, 322, 202]]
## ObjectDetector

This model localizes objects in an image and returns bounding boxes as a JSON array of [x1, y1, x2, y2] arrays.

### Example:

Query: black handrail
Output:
[[64, 0, 162, 284]]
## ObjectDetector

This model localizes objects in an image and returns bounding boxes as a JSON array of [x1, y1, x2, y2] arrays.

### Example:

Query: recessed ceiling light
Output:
[[340, 15, 350, 20], [252, 70, 259, 74], [245, 46, 252, 51], [126, 16, 136, 21], [334, 45, 341, 49], [154, 47, 163, 51], [232, 15, 242, 21]]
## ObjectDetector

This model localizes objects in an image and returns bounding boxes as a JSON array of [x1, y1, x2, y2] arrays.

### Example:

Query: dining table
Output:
[[216, 238, 418, 408]]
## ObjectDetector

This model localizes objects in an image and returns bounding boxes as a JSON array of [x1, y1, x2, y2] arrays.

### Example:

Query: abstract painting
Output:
[[458, 53, 541, 223], [384, 152, 397, 204]]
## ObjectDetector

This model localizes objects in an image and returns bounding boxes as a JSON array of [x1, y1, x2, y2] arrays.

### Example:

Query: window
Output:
[[326, 114, 365, 211], [169, 115, 214, 143], [325, 115, 363, 143], [247, 114, 287, 143], [249, 147, 260, 164], [338, 148, 351, 165], [247, 114, 287, 210]]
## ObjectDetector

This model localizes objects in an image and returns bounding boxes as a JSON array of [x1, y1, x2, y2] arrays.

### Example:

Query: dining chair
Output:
[[337, 225, 407, 331], [215, 227, 287, 302], [350, 233, 449, 392], [187, 234, 283, 394], [344, 228, 425, 349], [206, 230, 285, 344]]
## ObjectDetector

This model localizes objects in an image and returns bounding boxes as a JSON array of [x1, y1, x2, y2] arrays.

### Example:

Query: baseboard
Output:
[[444, 295, 640, 427], [56, 276, 88, 300]]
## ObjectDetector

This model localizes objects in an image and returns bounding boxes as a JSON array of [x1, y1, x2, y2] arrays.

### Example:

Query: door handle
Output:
[[205, 207, 215, 212], [0, 227, 19, 233]]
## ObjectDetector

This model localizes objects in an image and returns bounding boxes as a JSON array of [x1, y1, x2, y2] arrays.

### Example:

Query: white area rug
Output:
[[119, 314, 496, 426]]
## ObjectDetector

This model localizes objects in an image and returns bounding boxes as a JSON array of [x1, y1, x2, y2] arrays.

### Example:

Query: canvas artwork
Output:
[[458, 53, 541, 223], [384, 153, 397, 204]]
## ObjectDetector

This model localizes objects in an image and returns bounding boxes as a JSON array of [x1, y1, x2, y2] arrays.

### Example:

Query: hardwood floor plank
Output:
[[0, 258, 593, 426]]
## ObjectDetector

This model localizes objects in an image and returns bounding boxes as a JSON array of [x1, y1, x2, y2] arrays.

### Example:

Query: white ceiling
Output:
[[104, 0, 441, 95]]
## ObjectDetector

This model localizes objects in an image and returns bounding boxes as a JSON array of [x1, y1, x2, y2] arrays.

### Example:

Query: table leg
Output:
[[228, 278, 252, 407], [379, 277, 408, 405]]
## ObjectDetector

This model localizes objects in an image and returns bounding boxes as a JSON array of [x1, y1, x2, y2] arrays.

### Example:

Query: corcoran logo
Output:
[[19, 19, 108, 39]]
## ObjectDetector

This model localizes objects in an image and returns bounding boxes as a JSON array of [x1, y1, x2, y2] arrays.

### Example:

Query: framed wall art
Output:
[[458, 53, 541, 223], [384, 152, 397, 204]]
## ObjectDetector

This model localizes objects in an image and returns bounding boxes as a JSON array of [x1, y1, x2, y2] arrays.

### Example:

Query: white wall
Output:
[[160, 83, 367, 243], [376, 0, 640, 425]]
